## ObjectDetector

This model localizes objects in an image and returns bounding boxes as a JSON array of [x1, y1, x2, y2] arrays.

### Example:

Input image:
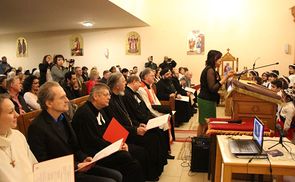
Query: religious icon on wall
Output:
[[187, 30, 205, 55], [16, 37, 28, 57], [70, 34, 83, 56], [291, 6, 295, 22], [126, 31, 141, 55]]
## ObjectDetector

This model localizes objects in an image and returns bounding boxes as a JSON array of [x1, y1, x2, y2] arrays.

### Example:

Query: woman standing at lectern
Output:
[[197, 50, 235, 136]]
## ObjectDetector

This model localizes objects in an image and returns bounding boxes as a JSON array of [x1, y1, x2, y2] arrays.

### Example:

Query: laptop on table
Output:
[[229, 116, 267, 158]]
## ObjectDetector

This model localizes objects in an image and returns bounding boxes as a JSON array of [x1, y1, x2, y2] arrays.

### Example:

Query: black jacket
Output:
[[27, 110, 87, 168], [72, 101, 110, 156]]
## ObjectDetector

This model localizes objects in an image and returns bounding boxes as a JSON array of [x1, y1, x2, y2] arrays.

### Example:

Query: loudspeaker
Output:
[[190, 136, 210, 172]]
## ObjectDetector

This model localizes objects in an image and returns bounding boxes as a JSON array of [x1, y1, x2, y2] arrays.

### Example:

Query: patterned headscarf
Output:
[[283, 88, 295, 101]]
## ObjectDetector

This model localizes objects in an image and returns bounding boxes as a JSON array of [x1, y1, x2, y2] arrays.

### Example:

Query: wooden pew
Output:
[[70, 95, 89, 107], [15, 95, 89, 138], [152, 84, 175, 112]]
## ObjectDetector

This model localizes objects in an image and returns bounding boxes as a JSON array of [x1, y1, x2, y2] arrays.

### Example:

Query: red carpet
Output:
[[174, 129, 197, 142]]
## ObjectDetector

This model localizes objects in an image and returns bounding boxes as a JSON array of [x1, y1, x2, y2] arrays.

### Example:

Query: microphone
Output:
[[252, 57, 260, 70], [234, 69, 248, 76], [276, 123, 285, 137]]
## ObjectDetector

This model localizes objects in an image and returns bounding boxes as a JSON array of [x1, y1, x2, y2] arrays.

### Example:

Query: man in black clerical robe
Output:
[[156, 68, 192, 126], [71, 83, 144, 182], [103, 72, 166, 181], [122, 75, 170, 162]]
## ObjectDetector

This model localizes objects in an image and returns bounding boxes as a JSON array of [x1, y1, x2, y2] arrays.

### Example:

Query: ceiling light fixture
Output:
[[81, 21, 94, 27]]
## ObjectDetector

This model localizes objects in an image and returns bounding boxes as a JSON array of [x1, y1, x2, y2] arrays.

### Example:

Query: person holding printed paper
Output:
[[0, 94, 37, 182], [156, 68, 192, 126], [198, 50, 234, 136], [104, 72, 165, 181], [72, 83, 144, 182], [27, 81, 122, 182], [138, 68, 176, 140], [122, 75, 170, 161]]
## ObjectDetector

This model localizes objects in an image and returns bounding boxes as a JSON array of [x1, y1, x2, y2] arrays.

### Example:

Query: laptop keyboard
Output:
[[236, 141, 255, 152]]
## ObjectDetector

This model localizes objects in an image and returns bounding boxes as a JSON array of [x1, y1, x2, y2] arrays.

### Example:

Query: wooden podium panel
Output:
[[231, 92, 277, 130], [228, 80, 281, 130]]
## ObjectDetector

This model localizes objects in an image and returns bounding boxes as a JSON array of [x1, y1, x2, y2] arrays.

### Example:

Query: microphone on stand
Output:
[[252, 57, 260, 70], [276, 123, 285, 137], [234, 69, 248, 76]]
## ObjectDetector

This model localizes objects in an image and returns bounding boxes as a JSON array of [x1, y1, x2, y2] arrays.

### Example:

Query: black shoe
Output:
[[145, 177, 159, 182], [167, 154, 175, 160]]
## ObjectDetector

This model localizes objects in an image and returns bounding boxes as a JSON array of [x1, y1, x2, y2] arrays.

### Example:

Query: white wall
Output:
[[0, 0, 294, 83]]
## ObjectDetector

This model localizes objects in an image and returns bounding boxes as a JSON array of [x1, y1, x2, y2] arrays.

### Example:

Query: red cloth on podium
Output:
[[206, 117, 273, 136]]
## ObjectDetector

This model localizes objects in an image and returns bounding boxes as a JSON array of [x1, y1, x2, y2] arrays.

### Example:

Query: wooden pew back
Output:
[[15, 95, 89, 138]]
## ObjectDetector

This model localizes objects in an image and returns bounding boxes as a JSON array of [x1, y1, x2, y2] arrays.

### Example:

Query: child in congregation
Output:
[[288, 64, 295, 88], [261, 71, 270, 88], [248, 70, 259, 82], [270, 79, 283, 97], [268, 70, 279, 89], [277, 88, 295, 142]]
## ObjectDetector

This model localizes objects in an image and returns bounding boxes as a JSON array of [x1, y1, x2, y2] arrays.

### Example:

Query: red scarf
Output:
[[140, 82, 155, 105]]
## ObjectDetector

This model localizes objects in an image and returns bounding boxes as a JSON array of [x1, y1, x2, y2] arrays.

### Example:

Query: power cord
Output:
[[180, 136, 192, 168], [266, 155, 273, 180]]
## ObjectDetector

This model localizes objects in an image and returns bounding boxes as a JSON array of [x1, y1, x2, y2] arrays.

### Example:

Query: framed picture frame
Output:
[[219, 49, 239, 77], [16, 37, 28, 57], [126, 31, 141, 55], [70, 34, 83, 56]]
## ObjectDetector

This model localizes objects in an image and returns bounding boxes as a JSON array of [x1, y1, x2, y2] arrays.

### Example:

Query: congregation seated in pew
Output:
[[27, 81, 123, 182], [72, 83, 144, 182], [103, 72, 167, 181]]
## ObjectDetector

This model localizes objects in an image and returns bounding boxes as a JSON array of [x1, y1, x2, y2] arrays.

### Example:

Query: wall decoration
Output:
[[187, 30, 205, 55], [291, 6, 295, 22], [104, 48, 109, 59], [126, 31, 141, 55], [70, 34, 83, 56], [16, 37, 28, 57]]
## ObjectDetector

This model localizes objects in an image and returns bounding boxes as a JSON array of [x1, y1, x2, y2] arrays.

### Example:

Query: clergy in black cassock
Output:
[[103, 73, 166, 181], [122, 75, 169, 164], [71, 83, 144, 182], [156, 68, 192, 126]]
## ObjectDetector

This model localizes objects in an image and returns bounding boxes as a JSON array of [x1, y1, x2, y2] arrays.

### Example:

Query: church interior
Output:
[[0, 0, 295, 182]]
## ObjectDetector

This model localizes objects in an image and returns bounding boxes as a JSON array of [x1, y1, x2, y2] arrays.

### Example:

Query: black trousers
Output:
[[76, 165, 122, 182], [97, 150, 144, 182]]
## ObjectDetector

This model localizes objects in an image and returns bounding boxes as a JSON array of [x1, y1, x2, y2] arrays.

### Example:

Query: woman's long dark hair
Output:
[[23, 75, 38, 93], [205, 50, 222, 68]]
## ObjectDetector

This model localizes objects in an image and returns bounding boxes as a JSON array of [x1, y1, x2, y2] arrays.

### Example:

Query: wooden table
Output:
[[215, 135, 295, 182], [206, 118, 273, 181]]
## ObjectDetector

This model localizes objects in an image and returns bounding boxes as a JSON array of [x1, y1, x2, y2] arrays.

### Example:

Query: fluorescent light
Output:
[[81, 21, 93, 27]]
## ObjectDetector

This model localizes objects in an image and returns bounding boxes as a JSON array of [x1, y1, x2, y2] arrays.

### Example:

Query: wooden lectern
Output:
[[227, 80, 281, 130]]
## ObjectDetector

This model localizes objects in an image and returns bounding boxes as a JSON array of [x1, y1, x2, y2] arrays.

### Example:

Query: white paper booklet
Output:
[[76, 138, 123, 171], [146, 114, 170, 130], [175, 96, 189, 102], [33, 155, 74, 182], [184, 87, 196, 93]]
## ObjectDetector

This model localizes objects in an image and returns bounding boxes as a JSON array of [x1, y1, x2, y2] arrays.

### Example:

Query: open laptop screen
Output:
[[253, 117, 264, 151]]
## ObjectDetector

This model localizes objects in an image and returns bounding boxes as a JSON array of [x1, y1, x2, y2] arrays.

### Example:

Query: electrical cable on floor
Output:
[[180, 136, 192, 168]]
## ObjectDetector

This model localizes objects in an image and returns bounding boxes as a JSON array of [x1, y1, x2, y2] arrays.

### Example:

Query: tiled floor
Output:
[[157, 107, 226, 182]]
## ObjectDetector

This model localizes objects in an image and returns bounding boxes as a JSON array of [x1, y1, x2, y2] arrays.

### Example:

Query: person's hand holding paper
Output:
[[137, 126, 147, 136], [76, 139, 123, 172], [146, 114, 170, 130], [77, 160, 93, 172], [121, 143, 128, 151]]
